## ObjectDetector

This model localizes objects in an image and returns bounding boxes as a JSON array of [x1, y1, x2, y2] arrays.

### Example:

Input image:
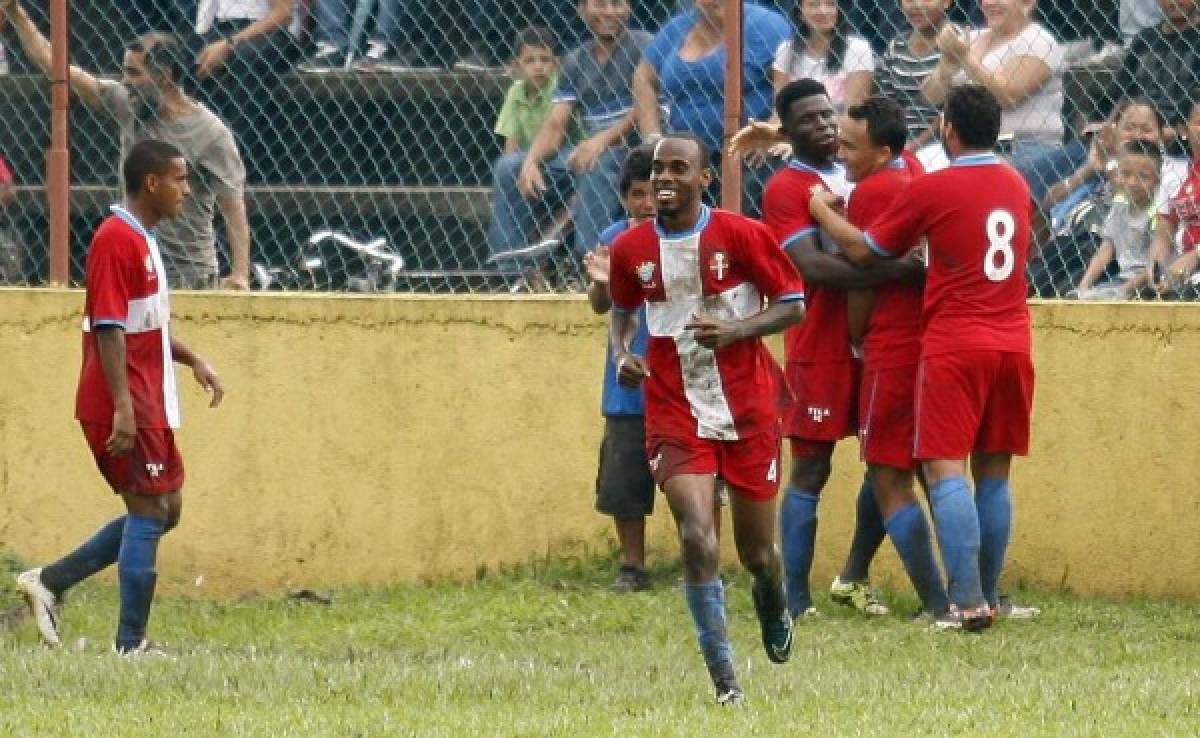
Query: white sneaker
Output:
[[114, 639, 170, 658], [15, 568, 62, 647], [994, 598, 1041, 620]]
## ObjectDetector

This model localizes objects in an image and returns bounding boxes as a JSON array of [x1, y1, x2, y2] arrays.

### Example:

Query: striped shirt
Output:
[[876, 32, 944, 140]]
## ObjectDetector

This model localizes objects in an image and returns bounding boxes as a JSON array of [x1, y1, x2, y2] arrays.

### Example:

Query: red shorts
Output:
[[913, 351, 1035, 461], [782, 360, 860, 449], [647, 432, 782, 502], [81, 422, 185, 495], [858, 364, 918, 471]]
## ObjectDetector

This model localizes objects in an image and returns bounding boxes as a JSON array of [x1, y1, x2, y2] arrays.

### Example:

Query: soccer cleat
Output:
[[993, 596, 1041, 620], [114, 639, 170, 658], [714, 679, 745, 706], [960, 606, 995, 633], [830, 576, 890, 616], [751, 582, 793, 664], [794, 606, 821, 619], [15, 569, 62, 647], [610, 565, 651, 593]]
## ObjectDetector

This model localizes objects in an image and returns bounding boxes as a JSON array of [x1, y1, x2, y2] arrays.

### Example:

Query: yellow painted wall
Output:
[[0, 290, 1197, 598]]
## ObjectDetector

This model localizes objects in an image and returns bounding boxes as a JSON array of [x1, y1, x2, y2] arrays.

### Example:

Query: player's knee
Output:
[[789, 457, 832, 492], [678, 523, 720, 574], [163, 509, 181, 533], [737, 542, 777, 579]]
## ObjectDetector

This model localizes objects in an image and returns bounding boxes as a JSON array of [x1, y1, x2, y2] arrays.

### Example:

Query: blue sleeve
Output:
[[596, 220, 629, 248], [644, 14, 690, 73], [744, 6, 791, 69]]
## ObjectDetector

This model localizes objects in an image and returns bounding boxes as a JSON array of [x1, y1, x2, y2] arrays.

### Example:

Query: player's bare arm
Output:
[[170, 336, 225, 408], [609, 309, 647, 388], [94, 327, 136, 456], [686, 299, 804, 351], [1, 0, 105, 107], [806, 191, 876, 266]]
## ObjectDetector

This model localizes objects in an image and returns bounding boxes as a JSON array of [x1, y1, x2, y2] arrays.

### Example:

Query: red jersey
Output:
[[848, 156, 923, 370], [864, 154, 1032, 357], [609, 207, 806, 442], [1161, 161, 1200, 252], [76, 207, 180, 429], [761, 160, 852, 363]]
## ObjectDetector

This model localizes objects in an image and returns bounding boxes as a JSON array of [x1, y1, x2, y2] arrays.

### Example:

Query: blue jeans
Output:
[[1006, 138, 1087, 202], [486, 147, 625, 267], [315, 0, 414, 49]]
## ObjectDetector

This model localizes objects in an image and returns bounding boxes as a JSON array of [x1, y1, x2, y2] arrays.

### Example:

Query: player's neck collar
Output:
[[655, 205, 711, 239], [951, 152, 999, 167], [789, 158, 841, 176], [110, 204, 155, 239]]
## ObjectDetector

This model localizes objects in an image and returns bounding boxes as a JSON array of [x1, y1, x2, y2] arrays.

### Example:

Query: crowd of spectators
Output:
[[0, 0, 1198, 297]]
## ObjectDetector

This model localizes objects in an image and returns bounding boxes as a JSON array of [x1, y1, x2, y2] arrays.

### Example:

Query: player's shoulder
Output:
[[764, 165, 821, 204], [92, 214, 142, 248], [709, 208, 773, 240], [610, 219, 656, 253]]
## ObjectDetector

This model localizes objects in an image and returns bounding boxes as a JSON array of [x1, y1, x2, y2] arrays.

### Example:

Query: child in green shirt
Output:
[[495, 27, 560, 154]]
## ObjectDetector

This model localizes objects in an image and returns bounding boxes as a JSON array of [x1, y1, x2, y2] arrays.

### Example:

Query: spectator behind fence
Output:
[[1073, 141, 1162, 298], [494, 28, 568, 155], [1028, 98, 1188, 296], [772, 0, 874, 112], [1121, 0, 1165, 41], [0, 152, 27, 283], [922, 0, 1066, 197], [3, 0, 250, 289], [634, 1, 790, 212], [1102, 0, 1200, 142], [194, 0, 295, 182], [876, 0, 955, 154], [1149, 94, 1200, 297], [487, 1, 648, 277]]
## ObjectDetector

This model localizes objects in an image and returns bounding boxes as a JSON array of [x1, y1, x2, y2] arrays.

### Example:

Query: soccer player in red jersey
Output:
[[608, 134, 805, 704], [760, 79, 923, 618], [835, 97, 950, 620], [808, 85, 1036, 632], [16, 140, 226, 654]]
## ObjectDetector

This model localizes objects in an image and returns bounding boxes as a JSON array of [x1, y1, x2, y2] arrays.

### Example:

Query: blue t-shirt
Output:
[[644, 3, 791, 151], [596, 219, 648, 417]]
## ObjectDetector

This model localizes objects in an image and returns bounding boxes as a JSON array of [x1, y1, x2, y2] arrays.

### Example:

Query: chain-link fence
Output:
[[0, 0, 1197, 298]]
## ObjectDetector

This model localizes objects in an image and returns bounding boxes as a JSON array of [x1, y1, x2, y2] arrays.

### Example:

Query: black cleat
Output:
[[752, 581, 793, 663]]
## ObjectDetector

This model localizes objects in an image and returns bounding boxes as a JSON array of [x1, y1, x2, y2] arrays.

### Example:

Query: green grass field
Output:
[[2, 551, 1197, 738]]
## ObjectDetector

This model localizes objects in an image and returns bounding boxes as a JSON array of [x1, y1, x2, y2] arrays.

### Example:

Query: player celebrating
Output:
[[757, 79, 911, 618], [608, 134, 805, 704], [16, 140, 225, 653], [807, 84, 1035, 632], [829, 96, 950, 620]]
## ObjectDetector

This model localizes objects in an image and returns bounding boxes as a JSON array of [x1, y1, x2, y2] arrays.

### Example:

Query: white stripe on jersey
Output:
[[646, 229, 764, 442]]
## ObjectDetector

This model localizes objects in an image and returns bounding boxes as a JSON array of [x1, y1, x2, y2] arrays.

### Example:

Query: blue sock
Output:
[[841, 476, 886, 582], [683, 580, 736, 684], [780, 487, 819, 615], [928, 476, 984, 609], [884, 503, 950, 615], [39, 516, 126, 595], [115, 515, 165, 651], [976, 477, 1013, 608]]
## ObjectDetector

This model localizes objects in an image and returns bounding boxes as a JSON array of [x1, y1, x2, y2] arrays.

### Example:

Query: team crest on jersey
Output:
[[708, 251, 730, 281], [636, 261, 657, 288]]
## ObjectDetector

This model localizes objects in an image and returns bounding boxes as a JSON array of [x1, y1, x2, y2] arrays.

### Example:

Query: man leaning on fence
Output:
[[2, 0, 251, 290]]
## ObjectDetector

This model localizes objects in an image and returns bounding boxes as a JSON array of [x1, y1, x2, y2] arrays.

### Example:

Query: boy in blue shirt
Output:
[[583, 144, 656, 592]]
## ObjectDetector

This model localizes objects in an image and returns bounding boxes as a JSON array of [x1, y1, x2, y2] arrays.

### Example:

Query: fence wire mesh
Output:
[[0, 0, 1197, 298]]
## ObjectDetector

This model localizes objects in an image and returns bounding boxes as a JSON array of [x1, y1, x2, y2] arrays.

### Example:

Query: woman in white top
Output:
[[772, 0, 874, 111], [922, 0, 1065, 186]]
